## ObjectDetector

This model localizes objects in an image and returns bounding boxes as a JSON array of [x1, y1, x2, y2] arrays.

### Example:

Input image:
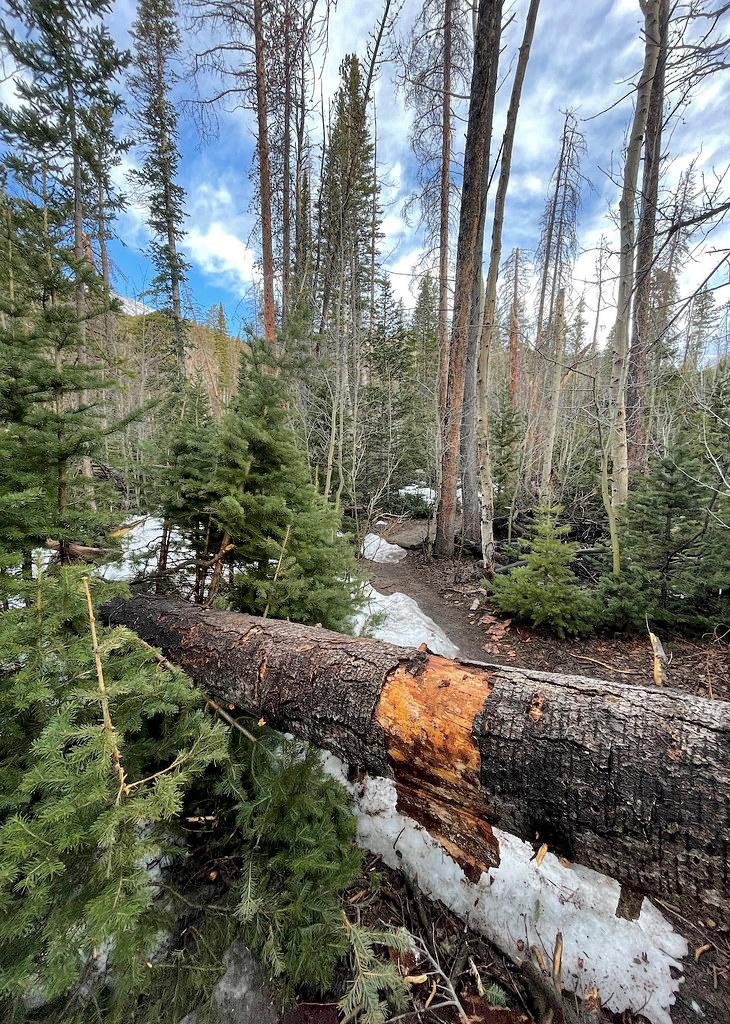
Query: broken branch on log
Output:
[[102, 595, 730, 922]]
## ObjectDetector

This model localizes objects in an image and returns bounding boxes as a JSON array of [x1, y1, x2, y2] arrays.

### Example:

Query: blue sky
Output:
[[5, 0, 727, 341]]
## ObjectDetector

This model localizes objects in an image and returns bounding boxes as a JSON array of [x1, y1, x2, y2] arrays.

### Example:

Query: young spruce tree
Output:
[[159, 342, 360, 629], [488, 505, 596, 637]]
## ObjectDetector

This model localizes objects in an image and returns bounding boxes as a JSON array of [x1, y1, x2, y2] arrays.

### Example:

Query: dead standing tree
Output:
[[626, 0, 670, 473], [476, 0, 541, 568], [525, 110, 584, 486], [434, 0, 503, 558], [608, 0, 662, 510]]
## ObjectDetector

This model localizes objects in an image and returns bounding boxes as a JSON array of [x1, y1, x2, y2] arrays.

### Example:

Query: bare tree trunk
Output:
[[104, 594, 730, 923], [437, 0, 453, 426], [539, 287, 565, 496], [435, 0, 503, 558], [508, 248, 520, 408], [476, 0, 540, 566], [626, 0, 669, 475], [253, 0, 277, 345], [281, 0, 292, 322], [609, 0, 661, 509]]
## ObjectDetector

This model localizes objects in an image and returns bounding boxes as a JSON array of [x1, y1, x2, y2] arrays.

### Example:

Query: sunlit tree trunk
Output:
[[435, 0, 502, 558]]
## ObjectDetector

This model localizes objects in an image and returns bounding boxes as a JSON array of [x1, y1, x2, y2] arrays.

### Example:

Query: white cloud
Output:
[[186, 222, 258, 297], [387, 247, 425, 310]]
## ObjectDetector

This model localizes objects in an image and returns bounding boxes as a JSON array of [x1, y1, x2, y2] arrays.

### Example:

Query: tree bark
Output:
[[609, 0, 661, 508], [104, 595, 730, 921], [281, 0, 292, 322], [626, 0, 669, 474], [435, 0, 502, 558], [477, 0, 540, 566], [253, 0, 277, 345], [437, 0, 453, 428]]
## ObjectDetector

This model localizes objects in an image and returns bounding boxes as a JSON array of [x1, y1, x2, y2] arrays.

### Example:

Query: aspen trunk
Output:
[[253, 0, 277, 345], [104, 595, 730, 922], [609, 0, 661, 508]]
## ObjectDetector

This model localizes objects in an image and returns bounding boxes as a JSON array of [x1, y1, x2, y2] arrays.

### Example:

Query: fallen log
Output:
[[103, 595, 730, 922]]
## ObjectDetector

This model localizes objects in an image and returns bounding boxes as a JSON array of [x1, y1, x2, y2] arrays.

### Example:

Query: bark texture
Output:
[[609, 0, 661, 507], [434, 0, 502, 557], [103, 595, 730, 920]]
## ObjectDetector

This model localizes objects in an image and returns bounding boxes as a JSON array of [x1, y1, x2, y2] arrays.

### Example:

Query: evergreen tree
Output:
[[491, 387, 524, 530], [230, 739, 361, 996], [128, 0, 189, 369], [159, 343, 361, 630], [0, 567, 229, 1013], [488, 505, 596, 636], [0, 0, 130, 569], [600, 387, 730, 632], [361, 278, 416, 503], [0, 0, 129, 313], [0, 186, 114, 576], [406, 275, 440, 490]]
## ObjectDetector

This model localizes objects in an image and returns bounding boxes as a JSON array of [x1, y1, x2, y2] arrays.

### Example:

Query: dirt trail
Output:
[[363, 520, 729, 698], [366, 554, 488, 662]]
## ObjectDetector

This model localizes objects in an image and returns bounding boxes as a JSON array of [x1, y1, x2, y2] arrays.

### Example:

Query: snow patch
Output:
[[399, 483, 436, 503], [116, 293, 155, 317], [361, 532, 408, 564], [353, 584, 459, 658], [98, 516, 189, 582], [323, 760, 687, 1024]]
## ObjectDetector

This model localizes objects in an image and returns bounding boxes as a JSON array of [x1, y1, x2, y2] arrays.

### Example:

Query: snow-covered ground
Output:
[[361, 532, 408, 564], [97, 516, 189, 582], [353, 583, 458, 658], [398, 483, 436, 504]]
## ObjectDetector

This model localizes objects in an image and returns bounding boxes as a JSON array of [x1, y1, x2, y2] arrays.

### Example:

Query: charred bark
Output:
[[103, 595, 730, 922]]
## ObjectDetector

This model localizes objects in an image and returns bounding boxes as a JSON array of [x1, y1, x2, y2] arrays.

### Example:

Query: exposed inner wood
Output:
[[377, 655, 499, 881]]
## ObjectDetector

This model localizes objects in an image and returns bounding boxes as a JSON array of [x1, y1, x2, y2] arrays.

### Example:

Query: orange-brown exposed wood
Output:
[[103, 595, 730, 922], [378, 656, 498, 881]]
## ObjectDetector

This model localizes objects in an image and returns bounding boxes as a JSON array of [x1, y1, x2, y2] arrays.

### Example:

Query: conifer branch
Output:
[[82, 576, 129, 802], [263, 523, 291, 618]]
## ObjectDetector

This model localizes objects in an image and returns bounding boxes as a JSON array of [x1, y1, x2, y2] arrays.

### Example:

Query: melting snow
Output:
[[399, 483, 436, 503], [361, 532, 408, 564], [323, 760, 688, 1024], [353, 583, 459, 658], [98, 516, 190, 582]]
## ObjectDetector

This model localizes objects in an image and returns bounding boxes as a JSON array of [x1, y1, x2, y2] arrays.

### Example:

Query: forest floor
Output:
[[365, 517, 729, 701]]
